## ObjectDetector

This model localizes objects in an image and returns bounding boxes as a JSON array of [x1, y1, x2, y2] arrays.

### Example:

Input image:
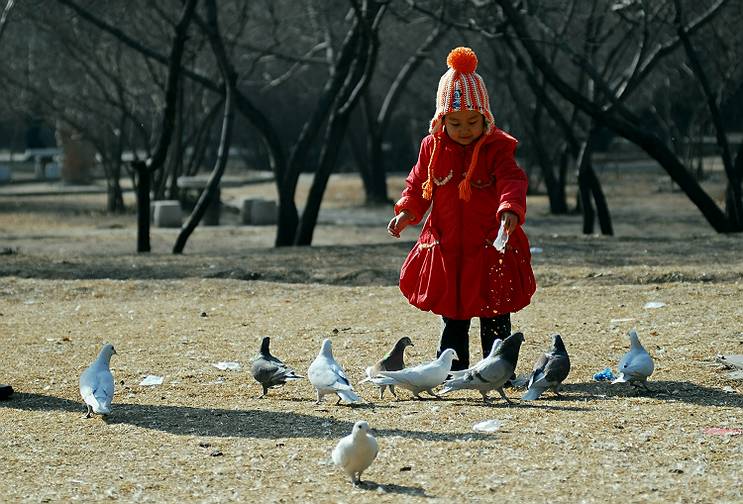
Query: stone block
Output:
[[153, 200, 182, 228], [241, 198, 277, 225]]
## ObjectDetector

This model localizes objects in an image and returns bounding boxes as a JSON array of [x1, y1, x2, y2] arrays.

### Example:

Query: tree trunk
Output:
[[576, 130, 613, 235], [132, 0, 197, 252], [134, 161, 151, 252], [275, 17, 363, 246], [294, 1, 385, 245], [174, 0, 237, 254], [576, 138, 595, 234]]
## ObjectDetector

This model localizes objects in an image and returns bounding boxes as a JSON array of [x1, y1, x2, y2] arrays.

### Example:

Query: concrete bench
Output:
[[152, 200, 183, 228], [24, 148, 61, 180], [240, 197, 278, 225]]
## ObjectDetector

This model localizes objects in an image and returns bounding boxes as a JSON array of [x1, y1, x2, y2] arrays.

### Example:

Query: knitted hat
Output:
[[429, 47, 494, 135], [422, 47, 494, 201]]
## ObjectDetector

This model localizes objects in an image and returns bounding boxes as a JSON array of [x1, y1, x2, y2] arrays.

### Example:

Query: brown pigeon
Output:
[[359, 336, 414, 398]]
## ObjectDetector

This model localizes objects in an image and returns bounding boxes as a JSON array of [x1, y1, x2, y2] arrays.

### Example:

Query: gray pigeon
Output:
[[332, 420, 378, 486], [369, 348, 458, 399], [308, 338, 362, 405], [250, 337, 303, 398], [79, 343, 116, 418], [440, 332, 525, 403], [612, 329, 654, 391], [359, 336, 414, 399], [522, 334, 571, 400]]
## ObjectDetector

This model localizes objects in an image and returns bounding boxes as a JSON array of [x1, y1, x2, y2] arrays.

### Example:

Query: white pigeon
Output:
[[369, 348, 458, 399], [307, 338, 361, 404], [79, 343, 117, 418], [440, 332, 526, 404], [612, 329, 654, 391], [332, 420, 379, 486]]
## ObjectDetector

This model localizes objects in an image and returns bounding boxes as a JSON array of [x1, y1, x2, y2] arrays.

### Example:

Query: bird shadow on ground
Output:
[[358, 480, 432, 498], [1, 392, 493, 441], [560, 381, 743, 407]]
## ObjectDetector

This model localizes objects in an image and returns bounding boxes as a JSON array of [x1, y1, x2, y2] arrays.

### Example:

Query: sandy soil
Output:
[[1, 168, 742, 503]]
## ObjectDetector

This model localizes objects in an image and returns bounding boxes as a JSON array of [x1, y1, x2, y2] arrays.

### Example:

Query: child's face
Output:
[[444, 110, 484, 145]]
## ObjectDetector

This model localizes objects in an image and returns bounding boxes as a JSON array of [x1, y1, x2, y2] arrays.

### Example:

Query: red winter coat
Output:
[[395, 128, 536, 319]]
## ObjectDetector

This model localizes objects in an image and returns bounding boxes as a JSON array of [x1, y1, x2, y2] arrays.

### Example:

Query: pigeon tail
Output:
[[336, 389, 361, 403], [89, 394, 111, 414], [369, 375, 396, 387], [521, 386, 545, 401]]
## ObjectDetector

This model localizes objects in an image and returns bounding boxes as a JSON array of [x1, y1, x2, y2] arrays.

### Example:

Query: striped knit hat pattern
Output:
[[429, 46, 494, 135], [421, 47, 494, 202]]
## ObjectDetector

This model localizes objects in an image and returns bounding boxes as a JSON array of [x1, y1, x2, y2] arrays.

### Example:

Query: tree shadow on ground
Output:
[[560, 380, 743, 407], [1, 392, 493, 441]]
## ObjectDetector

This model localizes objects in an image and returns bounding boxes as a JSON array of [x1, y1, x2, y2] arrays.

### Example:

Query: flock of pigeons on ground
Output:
[[77, 328, 655, 486]]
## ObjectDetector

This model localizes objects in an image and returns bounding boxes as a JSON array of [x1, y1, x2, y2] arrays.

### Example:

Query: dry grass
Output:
[[1, 170, 742, 502]]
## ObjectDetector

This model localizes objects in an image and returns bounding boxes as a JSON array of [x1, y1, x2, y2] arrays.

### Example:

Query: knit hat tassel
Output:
[[458, 135, 484, 201], [422, 134, 441, 200]]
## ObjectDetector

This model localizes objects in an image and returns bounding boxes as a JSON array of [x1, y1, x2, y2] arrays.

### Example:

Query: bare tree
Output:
[[494, 0, 742, 232], [131, 0, 198, 252], [173, 0, 236, 253]]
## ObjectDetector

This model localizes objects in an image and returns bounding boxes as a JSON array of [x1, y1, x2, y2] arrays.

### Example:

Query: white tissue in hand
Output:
[[493, 225, 508, 252]]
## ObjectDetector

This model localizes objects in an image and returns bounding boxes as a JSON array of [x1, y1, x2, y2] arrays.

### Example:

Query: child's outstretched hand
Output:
[[387, 210, 414, 238], [501, 211, 518, 235]]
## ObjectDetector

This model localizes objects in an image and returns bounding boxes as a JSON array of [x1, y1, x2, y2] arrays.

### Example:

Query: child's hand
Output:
[[387, 210, 414, 238], [501, 211, 518, 235]]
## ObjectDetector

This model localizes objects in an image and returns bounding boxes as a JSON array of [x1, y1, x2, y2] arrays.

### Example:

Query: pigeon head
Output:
[[99, 343, 117, 362], [439, 348, 459, 363], [496, 332, 525, 365], [260, 337, 271, 355], [487, 339, 503, 358], [352, 420, 371, 436], [628, 329, 645, 350], [396, 336, 414, 349], [320, 338, 333, 356], [551, 334, 567, 355]]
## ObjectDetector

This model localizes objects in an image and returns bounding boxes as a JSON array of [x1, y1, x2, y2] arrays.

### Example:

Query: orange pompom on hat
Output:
[[422, 47, 495, 201], [429, 46, 494, 135]]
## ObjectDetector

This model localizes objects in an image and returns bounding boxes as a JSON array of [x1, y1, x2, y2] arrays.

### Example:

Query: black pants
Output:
[[437, 314, 511, 371]]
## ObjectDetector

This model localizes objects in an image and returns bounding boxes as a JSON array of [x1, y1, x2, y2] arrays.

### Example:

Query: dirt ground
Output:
[[1, 167, 742, 503]]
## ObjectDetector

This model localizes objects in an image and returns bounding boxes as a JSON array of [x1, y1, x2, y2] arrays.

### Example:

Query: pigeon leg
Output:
[[83, 404, 92, 419], [552, 387, 563, 398], [389, 385, 397, 398], [335, 395, 342, 405], [315, 391, 323, 404], [425, 389, 442, 399], [479, 390, 491, 403], [497, 387, 513, 404], [379, 386, 385, 400], [258, 386, 268, 399]]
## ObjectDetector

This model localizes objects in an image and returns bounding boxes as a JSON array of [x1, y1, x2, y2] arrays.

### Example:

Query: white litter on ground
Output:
[[139, 375, 164, 386], [472, 419, 504, 433], [213, 361, 241, 371]]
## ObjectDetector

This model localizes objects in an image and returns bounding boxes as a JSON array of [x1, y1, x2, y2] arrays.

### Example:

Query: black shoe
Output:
[[0, 384, 13, 400]]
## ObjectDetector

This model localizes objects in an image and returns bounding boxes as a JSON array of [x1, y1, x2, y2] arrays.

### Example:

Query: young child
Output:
[[387, 47, 536, 371]]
